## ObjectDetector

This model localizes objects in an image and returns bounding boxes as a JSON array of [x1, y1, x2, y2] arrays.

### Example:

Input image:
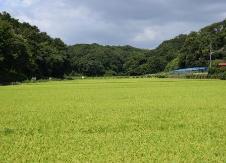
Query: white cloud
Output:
[[133, 28, 158, 42], [21, 0, 36, 6], [219, 12, 226, 20], [0, 0, 38, 7]]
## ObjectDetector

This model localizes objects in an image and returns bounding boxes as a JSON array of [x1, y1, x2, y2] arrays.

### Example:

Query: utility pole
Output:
[[209, 28, 218, 69], [209, 43, 213, 69]]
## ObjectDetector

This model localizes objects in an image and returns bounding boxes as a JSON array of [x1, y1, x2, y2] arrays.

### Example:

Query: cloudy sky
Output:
[[0, 0, 226, 48]]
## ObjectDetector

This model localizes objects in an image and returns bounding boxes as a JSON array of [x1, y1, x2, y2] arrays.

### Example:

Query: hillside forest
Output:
[[1, 12, 226, 83]]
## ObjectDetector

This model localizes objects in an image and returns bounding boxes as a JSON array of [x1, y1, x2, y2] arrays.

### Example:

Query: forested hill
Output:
[[0, 12, 70, 83], [67, 35, 187, 76], [1, 12, 226, 83]]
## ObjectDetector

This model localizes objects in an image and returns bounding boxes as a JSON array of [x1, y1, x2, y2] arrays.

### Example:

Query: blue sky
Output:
[[1, 0, 226, 48]]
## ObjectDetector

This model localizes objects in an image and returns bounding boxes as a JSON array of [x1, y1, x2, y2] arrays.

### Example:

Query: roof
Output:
[[218, 63, 226, 66], [173, 67, 208, 73]]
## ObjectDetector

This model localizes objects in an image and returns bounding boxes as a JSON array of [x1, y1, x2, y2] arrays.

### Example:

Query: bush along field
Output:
[[0, 78, 225, 162]]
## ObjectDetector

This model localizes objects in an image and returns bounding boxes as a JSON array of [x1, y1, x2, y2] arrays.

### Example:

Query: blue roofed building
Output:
[[172, 67, 208, 74]]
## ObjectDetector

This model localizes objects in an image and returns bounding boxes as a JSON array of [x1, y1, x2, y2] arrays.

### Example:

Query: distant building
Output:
[[31, 77, 37, 81], [172, 67, 208, 74], [218, 63, 226, 67]]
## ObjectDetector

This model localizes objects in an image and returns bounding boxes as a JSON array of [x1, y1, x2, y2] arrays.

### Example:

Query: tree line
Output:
[[0, 12, 226, 83]]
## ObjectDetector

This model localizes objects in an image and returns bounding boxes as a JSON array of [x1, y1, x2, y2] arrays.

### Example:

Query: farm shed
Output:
[[218, 63, 226, 67]]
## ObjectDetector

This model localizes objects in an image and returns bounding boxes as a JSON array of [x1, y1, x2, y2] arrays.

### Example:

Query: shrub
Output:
[[219, 72, 226, 80], [0, 70, 27, 84]]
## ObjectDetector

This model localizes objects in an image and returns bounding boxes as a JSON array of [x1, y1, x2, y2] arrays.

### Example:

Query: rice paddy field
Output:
[[0, 78, 226, 162]]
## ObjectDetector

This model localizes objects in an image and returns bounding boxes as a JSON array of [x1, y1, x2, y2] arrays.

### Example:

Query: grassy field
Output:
[[0, 78, 225, 162]]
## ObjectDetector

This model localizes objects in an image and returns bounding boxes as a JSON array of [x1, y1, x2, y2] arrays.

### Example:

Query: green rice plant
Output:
[[0, 78, 225, 162]]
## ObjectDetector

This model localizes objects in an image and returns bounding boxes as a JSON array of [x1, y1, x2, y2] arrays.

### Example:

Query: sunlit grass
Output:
[[0, 78, 225, 162]]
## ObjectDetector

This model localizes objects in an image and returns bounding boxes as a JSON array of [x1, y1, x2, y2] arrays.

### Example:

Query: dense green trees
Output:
[[178, 22, 226, 68], [67, 44, 151, 76], [1, 12, 226, 83], [0, 12, 69, 83], [0, 17, 32, 83]]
